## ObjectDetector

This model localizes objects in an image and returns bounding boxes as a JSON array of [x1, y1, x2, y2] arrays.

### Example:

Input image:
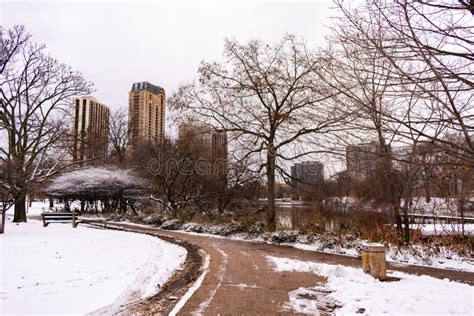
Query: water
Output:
[[275, 203, 316, 230]]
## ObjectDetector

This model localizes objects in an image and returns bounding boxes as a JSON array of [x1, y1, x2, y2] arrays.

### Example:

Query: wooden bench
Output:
[[41, 212, 81, 227]]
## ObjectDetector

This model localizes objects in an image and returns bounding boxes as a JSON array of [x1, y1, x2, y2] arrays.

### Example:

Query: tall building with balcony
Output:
[[72, 96, 110, 161], [128, 81, 165, 145], [291, 161, 324, 191]]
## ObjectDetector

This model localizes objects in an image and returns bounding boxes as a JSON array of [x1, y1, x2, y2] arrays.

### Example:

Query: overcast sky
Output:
[[2, 0, 334, 110]]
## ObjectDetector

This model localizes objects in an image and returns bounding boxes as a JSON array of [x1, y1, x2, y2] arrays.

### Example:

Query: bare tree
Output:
[[334, 0, 474, 166], [171, 36, 350, 227], [326, 0, 473, 243], [0, 25, 92, 222], [318, 9, 407, 233], [0, 161, 14, 234], [135, 136, 212, 220], [108, 107, 129, 162]]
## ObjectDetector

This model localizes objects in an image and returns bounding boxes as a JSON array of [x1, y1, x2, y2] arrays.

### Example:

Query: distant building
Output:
[[211, 129, 228, 161], [72, 96, 109, 161], [178, 122, 211, 146], [346, 141, 390, 180], [178, 122, 228, 161], [291, 161, 324, 191], [128, 81, 165, 145], [178, 122, 228, 176], [393, 141, 469, 195]]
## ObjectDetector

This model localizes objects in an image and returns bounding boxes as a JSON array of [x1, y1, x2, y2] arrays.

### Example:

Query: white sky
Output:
[[1, 0, 334, 111]]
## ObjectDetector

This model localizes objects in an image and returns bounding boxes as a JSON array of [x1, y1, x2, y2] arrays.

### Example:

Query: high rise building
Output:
[[128, 81, 165, 145], [346, 141, 390, 180], [178, 122, 228, 161], [211, 129, 228, 161], [72, 96, 110, 161], [291, 161, 324, 191]]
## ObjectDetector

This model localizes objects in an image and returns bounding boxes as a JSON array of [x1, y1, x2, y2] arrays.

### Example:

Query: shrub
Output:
[[182, 222, 206, 233], [269, 230, 301, 243], [142, 214, 164, 226], [160, 219, 182, 230]]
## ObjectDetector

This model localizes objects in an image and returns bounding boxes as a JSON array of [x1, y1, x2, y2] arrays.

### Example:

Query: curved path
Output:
[[85, 221, 474, 315]]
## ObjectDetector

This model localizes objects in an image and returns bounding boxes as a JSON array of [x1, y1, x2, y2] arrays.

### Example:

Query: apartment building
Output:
[[72, 96, 109, 161], [128, 81, 165, 145]]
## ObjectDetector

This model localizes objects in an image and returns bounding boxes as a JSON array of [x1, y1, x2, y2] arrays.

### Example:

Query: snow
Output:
[[5, 200, 60, 217], [408, 197, 465, 216], [193, 247, 228, 314], [44, 167, 143, 198], [169, 253, 211, 316], [267, 256, 474, 315], [0, 219, 186, 314], [411, 223, 474, 236], [96, 220, 474, 273], [288, 241, 474, 273]]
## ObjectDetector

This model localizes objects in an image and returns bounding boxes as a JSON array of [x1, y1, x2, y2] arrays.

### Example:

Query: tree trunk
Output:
[[0, 209, 6, 234], [393, 205, 402, 234], [13, 192, 27, 222], [49, 198, 54, 208], [403, 208, 410, 245], [119, 197, 126, 213], [266, 147, 276, 229], [459, 197, 465, 237]]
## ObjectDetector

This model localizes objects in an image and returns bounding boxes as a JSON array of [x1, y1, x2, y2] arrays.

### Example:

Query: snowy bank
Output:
[[102, 219, 474, 273], [287, 239, 474, 273], [267, 256, 474, 315], [0, 220, 186, 314]]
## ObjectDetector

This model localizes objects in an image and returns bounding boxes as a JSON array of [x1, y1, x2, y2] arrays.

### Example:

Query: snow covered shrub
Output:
[[160, 219, 182, 230], [315, 233, 339, 249], [182, 222, 206, 233], [142, 214, 164, 226], [260, 232, 272, 241], [247, 222, 266, 237], [270, 230, 301, 243], [210, 221, 244, 236], [104, 213, 128, 222], [44, 167, 144, 213], [296, 233, 316, 244]]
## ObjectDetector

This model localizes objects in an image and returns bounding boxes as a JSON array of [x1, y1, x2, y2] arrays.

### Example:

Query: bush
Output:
[[247, 222, 266, 237], [160, 219, 182, 230], [211, 221, 244, 236], [269, 230, 301, 243], [142, 214, 164, 226], [182, 222, 206, 233]]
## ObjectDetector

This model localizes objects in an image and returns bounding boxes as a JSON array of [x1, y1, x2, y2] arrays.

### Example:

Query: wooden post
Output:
[[361, 243, 387, 281], [72, 208, 77, 228]]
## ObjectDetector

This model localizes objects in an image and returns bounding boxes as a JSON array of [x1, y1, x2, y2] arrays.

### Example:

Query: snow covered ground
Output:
[[5, 200, 106, 217], [412, 223, 474, 236], [268, 256, 474, 315], [6, 200, 66, 217], [288, 240, 474, 273], [0, 219, 186, 314], [109, 220, 474, 273], [8, 200, 474, 273]]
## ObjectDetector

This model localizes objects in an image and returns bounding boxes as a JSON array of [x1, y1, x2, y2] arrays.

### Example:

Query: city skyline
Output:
[[1, 0, 333, 120], [2, 1, 473, 313]]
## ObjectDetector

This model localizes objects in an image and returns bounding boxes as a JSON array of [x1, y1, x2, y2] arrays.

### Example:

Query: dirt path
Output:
[[85, 221, 474, 315]]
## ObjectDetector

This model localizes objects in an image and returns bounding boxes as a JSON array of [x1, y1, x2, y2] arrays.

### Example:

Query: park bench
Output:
[[41, 212, 81, 227]]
